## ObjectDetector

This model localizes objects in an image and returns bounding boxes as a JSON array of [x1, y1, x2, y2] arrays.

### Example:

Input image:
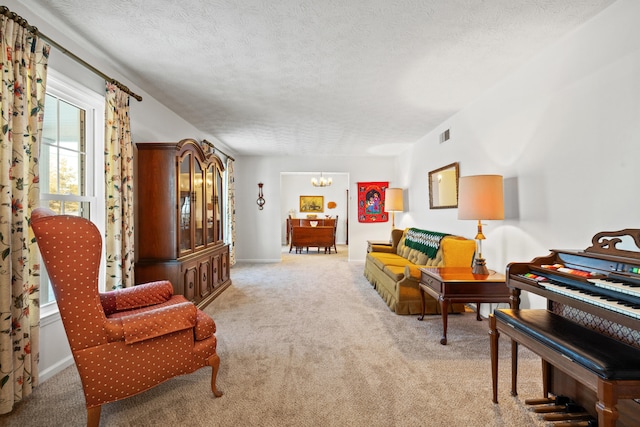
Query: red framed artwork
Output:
[[357, 181, 389, 223]]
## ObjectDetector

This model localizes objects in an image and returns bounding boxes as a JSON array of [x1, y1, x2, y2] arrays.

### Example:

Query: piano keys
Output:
[[515, 270, 640, 321], [587, 275, 640, 299]]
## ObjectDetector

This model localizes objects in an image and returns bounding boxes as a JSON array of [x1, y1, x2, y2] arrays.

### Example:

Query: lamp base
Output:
[[472, 257, 489, 276]]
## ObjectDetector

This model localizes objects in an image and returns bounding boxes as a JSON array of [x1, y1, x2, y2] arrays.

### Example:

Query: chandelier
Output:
[[311, 172, 332, 187]]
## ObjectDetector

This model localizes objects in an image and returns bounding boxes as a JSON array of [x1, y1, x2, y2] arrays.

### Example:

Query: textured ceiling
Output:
[[20, 0, 615, 156]]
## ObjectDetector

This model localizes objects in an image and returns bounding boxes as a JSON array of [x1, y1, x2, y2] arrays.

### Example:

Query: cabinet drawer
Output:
[[182, 262, 197, 302], [221, 251, 229, 282], [210, 254, 220, 288], [199, 259, 212, 298], [420, 274, 442, 293]]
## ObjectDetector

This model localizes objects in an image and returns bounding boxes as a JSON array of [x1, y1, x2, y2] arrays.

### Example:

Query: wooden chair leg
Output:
[[208, 353, 223, 397], [87, 405, 101, 427], [542, 358, 550, 398], [511, 338, 519, 397]]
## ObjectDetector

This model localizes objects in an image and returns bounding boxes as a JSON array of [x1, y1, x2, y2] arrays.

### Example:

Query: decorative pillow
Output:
[[441, 237, 476, 267]]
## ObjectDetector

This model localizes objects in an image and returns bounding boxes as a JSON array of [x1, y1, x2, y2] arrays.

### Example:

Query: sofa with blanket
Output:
[[364, 227, 477, 315]]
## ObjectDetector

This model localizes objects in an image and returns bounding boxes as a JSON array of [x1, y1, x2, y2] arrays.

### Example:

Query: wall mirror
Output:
[[428, 162, 459, 209]]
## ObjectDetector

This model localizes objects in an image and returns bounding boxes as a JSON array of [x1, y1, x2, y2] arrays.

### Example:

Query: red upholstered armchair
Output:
[[31, 208, 222, 426]]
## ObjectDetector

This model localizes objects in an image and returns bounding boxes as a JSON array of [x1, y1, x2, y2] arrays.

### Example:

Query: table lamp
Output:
[[457, 175, 504, 275], [384, 188, 404, 229]]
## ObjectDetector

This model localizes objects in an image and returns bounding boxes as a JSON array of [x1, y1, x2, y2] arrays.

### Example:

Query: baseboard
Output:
[[39, 355, 75, 383]]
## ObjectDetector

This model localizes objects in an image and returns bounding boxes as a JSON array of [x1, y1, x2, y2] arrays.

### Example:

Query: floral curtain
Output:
[[0, 16, 49, 414], [104, 83, 134, 289], [226, 158, 236, 266]]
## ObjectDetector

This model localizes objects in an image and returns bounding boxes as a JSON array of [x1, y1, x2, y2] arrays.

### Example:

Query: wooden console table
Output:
[[418, 267, 509, 345], [290, 226, 336, 253]]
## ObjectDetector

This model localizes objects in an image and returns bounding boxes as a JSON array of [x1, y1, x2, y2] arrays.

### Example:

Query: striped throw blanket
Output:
[[404, 228, 450, 259]]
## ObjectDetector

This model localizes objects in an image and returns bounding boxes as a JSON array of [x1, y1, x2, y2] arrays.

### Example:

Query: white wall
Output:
[[234, 156, 397, 262], [281, 173, 349, 244], [395, 0, 640, 312]]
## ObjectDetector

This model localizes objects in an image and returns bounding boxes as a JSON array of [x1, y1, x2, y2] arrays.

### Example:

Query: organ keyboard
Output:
[[507, 231, 640, 334], [502, 229, 640, 427], [587, 275, 640, 299], [519, 270, 640, 321]]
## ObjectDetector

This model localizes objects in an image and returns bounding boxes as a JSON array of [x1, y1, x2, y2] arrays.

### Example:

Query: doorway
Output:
[[280, 172, 350, 249]]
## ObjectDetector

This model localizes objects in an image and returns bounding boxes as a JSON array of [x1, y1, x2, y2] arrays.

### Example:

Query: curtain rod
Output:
[[202, 139, 236, 162], [0, 6, 142, 102]]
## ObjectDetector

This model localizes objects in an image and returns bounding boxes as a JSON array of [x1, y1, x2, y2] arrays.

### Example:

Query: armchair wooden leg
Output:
[[208, 353, 223, 397], [87, 405, 101, 427]]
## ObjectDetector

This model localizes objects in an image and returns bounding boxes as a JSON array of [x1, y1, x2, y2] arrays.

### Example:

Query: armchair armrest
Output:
[[370, 229, 404, 253], [106, 301, 197, 344], [370, 244, 396, 253], [100, 280, 174, 315]]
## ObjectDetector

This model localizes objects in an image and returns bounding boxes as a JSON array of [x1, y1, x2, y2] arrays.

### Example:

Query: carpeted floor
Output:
[[2, 245, 547, 426]]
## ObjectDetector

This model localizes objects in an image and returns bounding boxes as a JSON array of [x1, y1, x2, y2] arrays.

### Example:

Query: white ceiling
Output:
[[21, 0, 616, 157]]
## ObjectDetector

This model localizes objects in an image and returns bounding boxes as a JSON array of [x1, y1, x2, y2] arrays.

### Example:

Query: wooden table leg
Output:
[[489, 314, 499, 403], [476, 302, 482, 321], [418, 286, 426, 321], [440, 297, 449, 345]]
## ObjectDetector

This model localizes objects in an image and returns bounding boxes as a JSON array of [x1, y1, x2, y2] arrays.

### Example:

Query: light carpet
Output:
[[3, 245, 546, 426]]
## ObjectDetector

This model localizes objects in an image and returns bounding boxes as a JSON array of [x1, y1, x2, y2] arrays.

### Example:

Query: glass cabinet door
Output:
[[215, 167, 224, 242], [179, 153, 192, 252], [205, 166, 215, 244], [194, 159, 204, 247]]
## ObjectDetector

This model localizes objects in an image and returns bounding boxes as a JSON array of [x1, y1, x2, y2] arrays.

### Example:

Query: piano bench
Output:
[[490, 309, 640, 427], [494, 309, 640, 380]]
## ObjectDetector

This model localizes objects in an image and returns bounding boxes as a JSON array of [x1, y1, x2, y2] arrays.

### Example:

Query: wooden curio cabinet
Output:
[[134, 138, 231, 308]]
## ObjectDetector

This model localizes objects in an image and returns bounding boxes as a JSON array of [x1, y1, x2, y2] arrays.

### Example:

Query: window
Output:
[[41, 94, 88, 216], [39, 70, 105, 313]]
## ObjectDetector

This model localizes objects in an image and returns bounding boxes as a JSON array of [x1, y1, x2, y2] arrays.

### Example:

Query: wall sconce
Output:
[[257, 183, 265, 210]]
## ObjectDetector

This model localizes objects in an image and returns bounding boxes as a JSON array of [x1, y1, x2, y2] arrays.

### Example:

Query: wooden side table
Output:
[[418, 267, 509, 345]]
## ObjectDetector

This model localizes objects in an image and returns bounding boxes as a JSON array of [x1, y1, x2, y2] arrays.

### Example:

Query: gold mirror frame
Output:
[[428, 162, 459, 209]]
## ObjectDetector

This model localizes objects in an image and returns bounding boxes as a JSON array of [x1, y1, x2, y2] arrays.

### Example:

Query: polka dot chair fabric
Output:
[[30, 208, 222, 426]]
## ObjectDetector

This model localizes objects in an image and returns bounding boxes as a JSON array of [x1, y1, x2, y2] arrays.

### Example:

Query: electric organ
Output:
[[490, 229, 640, 427]]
